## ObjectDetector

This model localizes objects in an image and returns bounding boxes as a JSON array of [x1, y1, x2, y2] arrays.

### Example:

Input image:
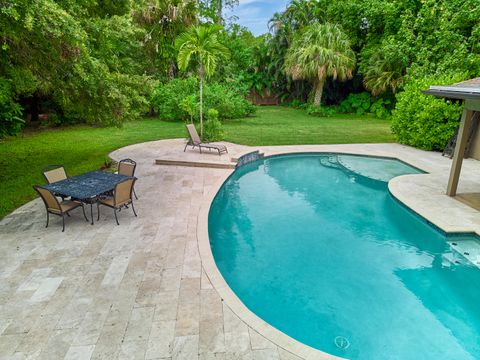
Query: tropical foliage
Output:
[[150, 77, 254, 122], [260, 0, 480, 149], [285, 23, 355, 106], [0, 0, 238, 136], [391, 74, 465, 150], [1, 0, 479, 151], [176, 24, 229, 136]]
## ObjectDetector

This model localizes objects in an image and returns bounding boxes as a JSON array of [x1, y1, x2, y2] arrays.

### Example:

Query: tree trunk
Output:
[[199, 73, 204, 139], [216, 0, 223, 24], [312, 77, 326, 107]]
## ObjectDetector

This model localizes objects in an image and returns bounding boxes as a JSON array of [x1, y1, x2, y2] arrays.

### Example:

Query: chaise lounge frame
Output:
[[184, 124, 228, 155]]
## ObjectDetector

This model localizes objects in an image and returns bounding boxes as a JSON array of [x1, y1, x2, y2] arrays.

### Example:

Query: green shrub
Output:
[[339, 92, 372, 115], [204, 83, 255, 119], [151, 77, 255, 122], [287, 99, 305, 109], [203, 108, 224, 142], [46, 113, 63, 127], [391, 74, 465, 150], [0, 79, 24, 137], [151, 77, 197, 121], [370, 98, 393, 119], [339, 92, 394, 118], [180, 95, 197, 124], [306, 105, 338, 117]]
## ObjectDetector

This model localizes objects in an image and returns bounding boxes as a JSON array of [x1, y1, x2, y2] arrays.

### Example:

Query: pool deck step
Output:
[[155, 159, 236, 169]]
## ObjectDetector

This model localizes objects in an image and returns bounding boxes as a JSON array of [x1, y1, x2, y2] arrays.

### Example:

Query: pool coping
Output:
[[197, 149, 480, 360]]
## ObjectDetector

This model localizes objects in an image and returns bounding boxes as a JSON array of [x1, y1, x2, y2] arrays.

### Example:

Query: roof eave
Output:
[[422, 89, 480, 101]]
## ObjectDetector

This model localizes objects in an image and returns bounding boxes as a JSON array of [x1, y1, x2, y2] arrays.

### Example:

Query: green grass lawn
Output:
[[223, 106, 394, 145], [0, 106, 394, 218]]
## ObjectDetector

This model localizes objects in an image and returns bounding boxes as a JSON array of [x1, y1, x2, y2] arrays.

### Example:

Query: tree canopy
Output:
[[1, 0, 479, 150], [285, 23, 355, 106], [176, 24, 230, 135]]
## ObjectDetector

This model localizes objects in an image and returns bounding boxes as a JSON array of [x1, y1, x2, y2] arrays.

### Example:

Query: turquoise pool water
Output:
[[209, 154, 480, 360]]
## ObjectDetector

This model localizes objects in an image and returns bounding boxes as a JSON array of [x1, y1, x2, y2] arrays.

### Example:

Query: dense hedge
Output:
[[391, 74, 465, 151], [151, 77, 255, 122]]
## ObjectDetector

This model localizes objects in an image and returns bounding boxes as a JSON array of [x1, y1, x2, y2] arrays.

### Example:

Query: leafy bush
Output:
[[369, 98, 393, 119], [306, 105, 338, 117], [203, 108, 224, 142], [391, 74, 465, 150], [339, 92, 372, 115], [0, 79, 24, 137], [287, 99, 305, 109], [151, 77, 255, 122], [151, 77, 197, 121], [338, 92, 394, 118], [203, 83, 255, 119], [180, 95, 197, 124]]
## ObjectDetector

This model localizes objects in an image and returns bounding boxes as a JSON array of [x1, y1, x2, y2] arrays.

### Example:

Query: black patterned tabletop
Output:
[[43, 170, 131, 200]]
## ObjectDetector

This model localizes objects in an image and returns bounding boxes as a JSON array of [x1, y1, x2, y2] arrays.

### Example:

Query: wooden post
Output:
[[447, 109, 474, 196]]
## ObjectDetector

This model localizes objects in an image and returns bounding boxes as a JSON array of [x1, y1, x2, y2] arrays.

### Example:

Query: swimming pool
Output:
[[208, 153, 480, 360]]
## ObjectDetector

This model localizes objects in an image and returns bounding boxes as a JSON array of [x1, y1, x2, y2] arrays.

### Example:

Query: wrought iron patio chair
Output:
[[42, 164, 70, 200], [118, 158, 138, 199], [42, 164, 68, 184], [97, 178, 137, 225], [33, 185, 88, 232]]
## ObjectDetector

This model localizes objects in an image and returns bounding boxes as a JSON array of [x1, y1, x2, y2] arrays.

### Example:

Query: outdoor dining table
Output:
[[43, 170, 131, 225]]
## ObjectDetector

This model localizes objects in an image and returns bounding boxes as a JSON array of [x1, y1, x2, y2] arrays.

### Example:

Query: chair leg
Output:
[[81, 204, 88, 222], [97, 203, 100, 221], [62, 215, 65, 232], [66, 212, 70, 217], [46, 212, 49, 228], [133, 187, 138, 200], [131, 202, 137, 217], [114, 208, 119, 225], [184, 143, 188, 152]]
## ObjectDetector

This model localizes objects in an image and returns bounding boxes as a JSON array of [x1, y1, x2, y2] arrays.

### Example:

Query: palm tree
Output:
[[363, 44, 408, 96], [176, 25, 229, 137], [285, 23, 356, 106]]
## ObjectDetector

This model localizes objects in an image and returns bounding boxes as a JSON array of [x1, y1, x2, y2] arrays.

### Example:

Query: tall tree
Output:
[[284, 23, 356, 106], [199, 0, 238, 23], [132, 0, 197, 79], [176, 25, 229, 137]]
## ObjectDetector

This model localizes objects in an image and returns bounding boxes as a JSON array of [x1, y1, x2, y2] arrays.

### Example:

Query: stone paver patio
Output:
[[1, 139, 480, 360]]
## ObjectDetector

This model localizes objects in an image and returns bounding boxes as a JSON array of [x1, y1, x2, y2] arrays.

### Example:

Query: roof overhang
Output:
[[423, 86, 480, 100]]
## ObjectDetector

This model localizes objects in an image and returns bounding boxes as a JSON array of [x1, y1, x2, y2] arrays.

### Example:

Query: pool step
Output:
[[319, 155, 344, 170], [447, 238, 480, 268]]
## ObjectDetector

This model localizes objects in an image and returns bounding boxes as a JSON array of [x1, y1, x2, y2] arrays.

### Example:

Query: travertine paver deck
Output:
[[1, 139, 480, 360], [0, 139, 300, 360]]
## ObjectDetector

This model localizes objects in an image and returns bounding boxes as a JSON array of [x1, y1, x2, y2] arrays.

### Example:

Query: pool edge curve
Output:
[[197, 150, 479, 360]]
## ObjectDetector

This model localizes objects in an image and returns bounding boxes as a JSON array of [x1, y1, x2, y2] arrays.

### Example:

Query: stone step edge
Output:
[[155, 159, 236, 169]]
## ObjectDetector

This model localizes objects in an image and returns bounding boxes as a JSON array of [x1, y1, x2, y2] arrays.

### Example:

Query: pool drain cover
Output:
[[334, 336, 350, 350]]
